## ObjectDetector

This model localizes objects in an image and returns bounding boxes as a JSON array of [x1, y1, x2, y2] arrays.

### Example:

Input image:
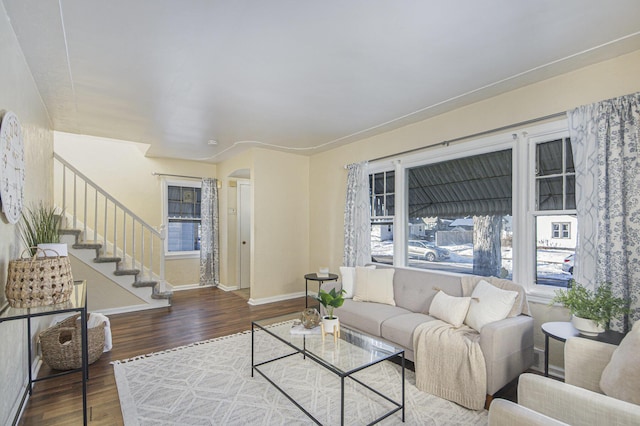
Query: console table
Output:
[[541, 321, 625, 379], [0, 280, 88, 426]]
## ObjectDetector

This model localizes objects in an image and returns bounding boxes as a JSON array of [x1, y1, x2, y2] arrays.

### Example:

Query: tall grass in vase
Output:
[[19, 202, 62, 256]]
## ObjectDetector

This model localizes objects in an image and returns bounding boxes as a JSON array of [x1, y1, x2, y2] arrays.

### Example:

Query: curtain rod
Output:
[[367, 111, 566, 163], [152, 172, 207, 180]]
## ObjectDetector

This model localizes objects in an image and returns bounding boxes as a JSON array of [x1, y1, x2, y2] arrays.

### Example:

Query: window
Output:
[[551, 222, 571, 239], [165, 182, 201, 254], [366, 120, 577, 296], [370, 170, 394, 264], [406, 149, 512, 276], [533, 136, 576, 287]]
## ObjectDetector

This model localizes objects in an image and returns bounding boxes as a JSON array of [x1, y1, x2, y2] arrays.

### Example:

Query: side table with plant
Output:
[[551, 281, 630, 336]]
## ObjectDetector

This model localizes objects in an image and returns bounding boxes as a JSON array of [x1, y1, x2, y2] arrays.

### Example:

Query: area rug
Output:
[[113, 323, 488, 425]]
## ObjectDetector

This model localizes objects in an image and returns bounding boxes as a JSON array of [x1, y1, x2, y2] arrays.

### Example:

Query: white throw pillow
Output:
[[429, 291, 471, 328], [600, 320, 640, 405], [339, 265, 375, 298], [464, 279, 518, 332], [353, 267, 395, 306]]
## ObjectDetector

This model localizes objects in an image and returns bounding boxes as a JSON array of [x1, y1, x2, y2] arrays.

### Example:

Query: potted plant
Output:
[[19, 202, 66, 257], [551, 281, 630, 336], [316, 288, 346, 334]]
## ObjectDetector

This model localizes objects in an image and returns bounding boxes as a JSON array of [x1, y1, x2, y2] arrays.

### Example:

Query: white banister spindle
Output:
[[62, 166, 67, 219], [83, 181, 88, 237], [141, 227, 145, 278], [113, 204, 117, 257], [123, 213, 127, 268], [103, 198, 108, 253], [159, 224, 166, 292], [149, 235, 154, 282], [94, 188, 98, 242], [73, 174, 77, 229], [132, 219, 136, 271]]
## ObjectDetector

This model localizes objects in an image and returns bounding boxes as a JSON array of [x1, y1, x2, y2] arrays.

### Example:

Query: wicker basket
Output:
[[5, 248, 74, 308], [40, 314, 106, 370]]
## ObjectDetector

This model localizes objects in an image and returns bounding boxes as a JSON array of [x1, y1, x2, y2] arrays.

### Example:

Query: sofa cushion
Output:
[[461, 275, 530, 317], [335, 299, 411, 337], [464, 280, 518, 332], [381, 313, 436, 350], [429, 290, 471, 327], [381, 265, 462, 313], [353, 267, 396, 306], [339, 265, 375, 298], [600, 320, 640, 405]]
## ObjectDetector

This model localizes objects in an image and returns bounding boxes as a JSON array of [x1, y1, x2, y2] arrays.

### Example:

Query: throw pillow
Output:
[[339, 265, 375, 298], [428, 291, 471, 328], [600, 321, 640, 405], [353, 267, 396, 306], [464, 279, 518, 332]]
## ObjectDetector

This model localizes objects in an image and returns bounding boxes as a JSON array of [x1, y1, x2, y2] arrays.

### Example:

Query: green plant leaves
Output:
[[19, 202, 61, 255], [315, 288, 346, 320], [551, 282, 630, 329]]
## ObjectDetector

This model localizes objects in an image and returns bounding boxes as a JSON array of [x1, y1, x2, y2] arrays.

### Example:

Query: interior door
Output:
[[238, 182, 251, 289]]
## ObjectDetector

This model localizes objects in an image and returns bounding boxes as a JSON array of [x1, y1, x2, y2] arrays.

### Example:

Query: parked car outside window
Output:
[[562, 253, 574, 274], [407, 240, 450, 262]]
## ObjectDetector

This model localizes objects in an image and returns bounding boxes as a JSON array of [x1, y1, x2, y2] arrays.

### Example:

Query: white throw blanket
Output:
[[413, 320, 486, 410]]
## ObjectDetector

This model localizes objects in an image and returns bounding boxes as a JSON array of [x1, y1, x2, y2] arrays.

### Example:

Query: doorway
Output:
[[238, 181, 251, 289]]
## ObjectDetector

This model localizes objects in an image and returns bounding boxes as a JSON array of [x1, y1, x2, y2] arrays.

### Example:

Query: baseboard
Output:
[[217, 283, 240, 292], [530, 347, 565, 379], [531, 347, 545, 372], [248, 291, 306, 306], [10, 355, 43, 425], [170, 283, 215, 291], [96, 303, 170, 316]]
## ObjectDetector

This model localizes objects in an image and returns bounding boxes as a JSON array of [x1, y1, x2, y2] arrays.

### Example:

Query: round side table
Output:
[[541, 321, 625, 378], [304, 273, 338, 308]]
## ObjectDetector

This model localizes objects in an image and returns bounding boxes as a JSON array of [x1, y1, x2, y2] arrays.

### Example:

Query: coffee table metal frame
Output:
[[251, 315, 405, 425]]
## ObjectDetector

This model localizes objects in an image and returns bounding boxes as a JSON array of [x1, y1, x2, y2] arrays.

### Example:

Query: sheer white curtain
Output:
[[200, 178, 219, 286], [343, 161, 371, 267], [568, 92, 640, 331]]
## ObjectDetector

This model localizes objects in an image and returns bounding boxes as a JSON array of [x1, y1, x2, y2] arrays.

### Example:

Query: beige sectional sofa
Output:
[[324, 265, 534, 397]]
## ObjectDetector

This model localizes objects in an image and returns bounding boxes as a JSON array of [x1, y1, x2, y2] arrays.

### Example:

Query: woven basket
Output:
[[40, 314, 105, 370], [5, 248, 74, 308]]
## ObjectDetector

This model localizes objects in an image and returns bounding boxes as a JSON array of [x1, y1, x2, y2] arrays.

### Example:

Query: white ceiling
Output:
[[4, 1, 640, 163]]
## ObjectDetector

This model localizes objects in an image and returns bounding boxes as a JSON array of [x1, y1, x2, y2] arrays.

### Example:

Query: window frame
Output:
[[525, 123, 575, 299], [162, 178, 202, 259], [367, 119, 572, 301]]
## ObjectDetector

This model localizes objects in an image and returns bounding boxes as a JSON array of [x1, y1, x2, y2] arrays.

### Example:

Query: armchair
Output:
[[489, 337, 640, 426]]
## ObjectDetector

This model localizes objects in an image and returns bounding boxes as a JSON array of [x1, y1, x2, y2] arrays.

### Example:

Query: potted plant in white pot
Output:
[[316, 288, 346, 334], [551, 282, 630, 336], [20, 202, 67, 257]]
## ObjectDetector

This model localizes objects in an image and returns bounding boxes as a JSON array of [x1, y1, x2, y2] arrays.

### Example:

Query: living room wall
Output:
[[308, 49, 640, 370], [216, 148, 310, 303], [54, 132, 218, 288], [0, 2, 54, 422]]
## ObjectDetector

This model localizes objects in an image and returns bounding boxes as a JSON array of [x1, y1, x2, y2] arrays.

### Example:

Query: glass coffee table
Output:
[[251, 313, 405, 425]]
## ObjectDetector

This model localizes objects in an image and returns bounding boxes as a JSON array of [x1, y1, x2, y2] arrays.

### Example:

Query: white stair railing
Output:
[[54, 153, 166, 291]]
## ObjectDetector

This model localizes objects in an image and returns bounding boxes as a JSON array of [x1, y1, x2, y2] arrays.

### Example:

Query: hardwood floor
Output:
[[18, 287, 307, 425], [18, 287, 520, 425]]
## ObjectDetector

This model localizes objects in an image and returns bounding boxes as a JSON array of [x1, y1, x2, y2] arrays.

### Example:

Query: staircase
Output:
[[54, 154, 172, 309]]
